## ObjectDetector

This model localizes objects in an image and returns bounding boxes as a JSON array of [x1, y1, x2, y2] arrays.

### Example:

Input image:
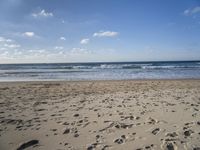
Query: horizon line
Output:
[[0, 59, 200, 65]]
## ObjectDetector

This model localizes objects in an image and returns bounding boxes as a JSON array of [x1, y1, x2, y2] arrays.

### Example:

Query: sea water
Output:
[[0, 61, 200, 81]]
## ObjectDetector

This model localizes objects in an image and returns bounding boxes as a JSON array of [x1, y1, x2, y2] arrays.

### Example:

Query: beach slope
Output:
[[0, 80, 200, 150]]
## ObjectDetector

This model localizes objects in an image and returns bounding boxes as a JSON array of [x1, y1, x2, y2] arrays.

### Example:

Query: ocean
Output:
[[0, 61, 200, 81]]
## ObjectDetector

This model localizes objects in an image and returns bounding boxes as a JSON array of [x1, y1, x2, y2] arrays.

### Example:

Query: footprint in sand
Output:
[[114, 138, 124, 144], [184, 129, 194, 137], [166, 132, 178, 138], [16, 140, 39, 150], [152, 128, 160, 135]]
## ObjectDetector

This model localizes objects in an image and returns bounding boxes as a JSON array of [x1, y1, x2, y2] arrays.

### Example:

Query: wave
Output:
[[97, 64, 200, 70], [95, 64, 152, 69], [142, 65, 200, 69], [0, 63, 200, 71]]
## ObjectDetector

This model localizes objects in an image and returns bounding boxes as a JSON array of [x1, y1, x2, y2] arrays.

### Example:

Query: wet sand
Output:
[[0, 80, 200, 150]]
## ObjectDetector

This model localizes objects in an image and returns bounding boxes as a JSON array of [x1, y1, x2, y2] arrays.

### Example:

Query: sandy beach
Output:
[[0, 79, 200, 150]]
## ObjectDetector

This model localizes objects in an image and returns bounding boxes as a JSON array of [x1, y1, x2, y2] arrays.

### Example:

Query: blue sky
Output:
[[0, 0, 200, 63]]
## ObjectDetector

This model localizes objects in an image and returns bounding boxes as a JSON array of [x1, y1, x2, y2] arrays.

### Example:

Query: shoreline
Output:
[[0, 78, 200, 84]]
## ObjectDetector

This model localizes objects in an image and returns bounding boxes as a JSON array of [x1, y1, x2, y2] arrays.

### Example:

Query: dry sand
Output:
[[0, 80, 200, 150]]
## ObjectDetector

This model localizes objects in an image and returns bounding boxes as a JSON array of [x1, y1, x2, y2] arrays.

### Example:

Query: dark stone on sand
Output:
[[193, 148, 200, 150], [166, 143, 174, 150], [16, 140, 39, 150]]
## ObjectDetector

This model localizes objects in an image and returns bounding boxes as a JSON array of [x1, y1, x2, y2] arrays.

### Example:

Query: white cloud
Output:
[[23, 32, 35, 37], [93, 31, 119, 37], [70, 48, 91, 54], [80, 38, 90, 44], [0, 37, 13, 42], [0, 47, 6, 51], [184, 6, 200, 16], [13, 49, 22, 55], [0, 38, 22, 60], [28, 49, 46, 54], [58, 51, 64, 55], [4, 43, 20, 48], [54, 46, 64, 50], [0, 51, 9, 58], [0, 36, 20, 50], [32, 9, 53, 18], [60, 37, 66, 40]]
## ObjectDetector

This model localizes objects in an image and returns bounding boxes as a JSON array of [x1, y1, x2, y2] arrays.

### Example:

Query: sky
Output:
[[0, 0, 200, 63]]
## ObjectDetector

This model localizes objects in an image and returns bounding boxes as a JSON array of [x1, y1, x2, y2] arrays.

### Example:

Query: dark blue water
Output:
[[0, 61, 200, 81]]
